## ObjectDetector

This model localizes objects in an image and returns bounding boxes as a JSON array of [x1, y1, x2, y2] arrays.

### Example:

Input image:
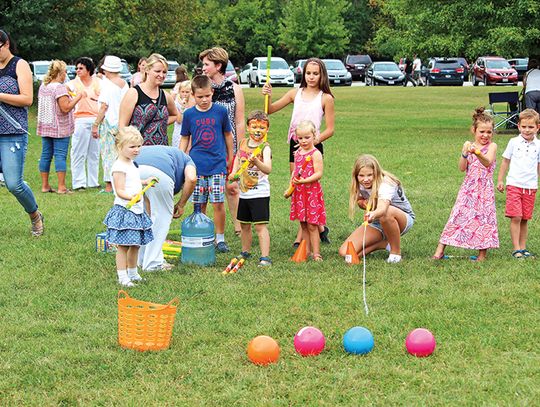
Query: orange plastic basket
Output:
[[118, 290, 180, 351]]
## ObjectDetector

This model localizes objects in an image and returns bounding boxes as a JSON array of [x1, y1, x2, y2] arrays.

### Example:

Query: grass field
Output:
[[1, 86, 539, 405]]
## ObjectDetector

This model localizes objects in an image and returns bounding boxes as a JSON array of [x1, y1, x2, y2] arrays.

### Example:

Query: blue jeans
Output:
[[0, 134, 38, 213], [39, 136, 70, 172]]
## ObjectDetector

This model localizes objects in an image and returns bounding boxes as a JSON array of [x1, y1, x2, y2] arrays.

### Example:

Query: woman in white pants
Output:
[[67, 57, 101, 190], [136, 146, 196, 271]]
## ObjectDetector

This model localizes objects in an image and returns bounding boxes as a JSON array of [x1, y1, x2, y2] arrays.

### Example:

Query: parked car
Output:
[[66, 65, 76, 80], [365, 61, 405, 86], [508, 58, 529, 81], [398, 57, 407, 72], [344, 54, 372, 80], [454, 57, 470, 81], [162, 60, 179, 87], [30, 60, 51, 83], [322, 59, 352, 86], [225, 60, 238, 83], [249, 57, 294, 87], [238, 63, 252, 84], [119, 59, 132, 85], [425, 58, 465, 86], [471, 56, 518, 86], [292, 59, 307, 83]]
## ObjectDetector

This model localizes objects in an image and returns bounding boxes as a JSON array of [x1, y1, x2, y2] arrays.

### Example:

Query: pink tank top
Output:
[[288, 88, 324, 142]]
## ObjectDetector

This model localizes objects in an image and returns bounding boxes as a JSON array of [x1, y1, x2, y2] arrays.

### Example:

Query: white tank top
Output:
[[287, 88, 324, 142]]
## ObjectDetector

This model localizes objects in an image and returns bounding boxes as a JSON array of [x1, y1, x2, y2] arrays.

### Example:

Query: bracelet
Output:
[[461, 153, 468, 159]]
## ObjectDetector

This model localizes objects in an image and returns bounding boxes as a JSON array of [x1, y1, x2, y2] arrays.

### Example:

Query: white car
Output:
[[30, 60, 51, 83], [163, 60, 180, 87], [238, 63, 252, 84], [249, 57, 294, 87]]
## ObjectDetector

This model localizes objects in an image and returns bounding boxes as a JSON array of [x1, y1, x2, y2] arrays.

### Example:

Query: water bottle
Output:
[[181, 204, 215, 266]]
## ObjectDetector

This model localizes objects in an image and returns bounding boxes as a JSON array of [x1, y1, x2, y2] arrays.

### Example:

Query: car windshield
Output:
[[435, 61, 460, 69], [324, 61, 345, 70], [259, 60, 289, 70], [34, 64, 49, 74], [374, 63, 400, 72], [486, 60, 511, 69], [348, 56, 371, 64], [226, 61, 234, 73], [121, 62, 130, 75]]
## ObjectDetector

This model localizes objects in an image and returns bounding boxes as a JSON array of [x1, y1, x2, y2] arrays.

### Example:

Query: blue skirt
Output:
[[103, 204, 153, 246]]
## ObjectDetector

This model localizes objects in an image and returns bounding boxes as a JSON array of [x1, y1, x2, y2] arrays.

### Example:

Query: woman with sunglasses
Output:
[[0, 29, 43, 236]]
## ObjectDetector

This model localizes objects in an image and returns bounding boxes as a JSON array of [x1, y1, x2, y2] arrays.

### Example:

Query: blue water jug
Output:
[[181, 204, 215, 266]]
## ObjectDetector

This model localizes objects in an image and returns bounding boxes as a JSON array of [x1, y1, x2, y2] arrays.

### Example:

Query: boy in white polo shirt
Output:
[[497, 109, 540, 258]]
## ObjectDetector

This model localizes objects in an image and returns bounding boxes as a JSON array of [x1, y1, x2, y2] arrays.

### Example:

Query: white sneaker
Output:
[[129, 272, 145, 282], [119, 279, 136, 287], [387, 254, 402, 263]]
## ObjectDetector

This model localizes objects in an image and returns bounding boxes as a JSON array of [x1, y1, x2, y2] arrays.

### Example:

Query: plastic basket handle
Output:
[[167, 298, 180, 308], [118, 290, 130, 300]]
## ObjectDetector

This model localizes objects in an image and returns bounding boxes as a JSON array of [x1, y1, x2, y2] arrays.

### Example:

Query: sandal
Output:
[[292, 241, 301, 248], [56, 189, 73, 195], [239, 251, 251, 259], [30, 211, 44, 237], [312, 253, 323, 262], [431, 254, 449, 260], [512, 250, 525, 259], [521, 249, 535, 258], [258, 256, 272, 267], [41, 188, 56, 193]]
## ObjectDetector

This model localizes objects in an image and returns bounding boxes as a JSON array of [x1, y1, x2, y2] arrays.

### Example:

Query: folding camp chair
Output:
[[487, 92, 520, 130]]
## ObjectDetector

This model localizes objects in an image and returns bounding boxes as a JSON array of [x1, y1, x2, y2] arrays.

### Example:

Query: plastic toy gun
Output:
[[126, 178, 159, 209], [229, 143, 267, 183], [284, 155, 312, 198]]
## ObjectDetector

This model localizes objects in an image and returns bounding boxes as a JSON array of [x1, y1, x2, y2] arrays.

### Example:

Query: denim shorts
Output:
[[368, 213, 414, 239]]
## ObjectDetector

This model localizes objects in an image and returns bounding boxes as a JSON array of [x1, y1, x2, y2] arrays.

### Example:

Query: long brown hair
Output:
[[348, 154, 400, 219], [300, 58, 333, 97]]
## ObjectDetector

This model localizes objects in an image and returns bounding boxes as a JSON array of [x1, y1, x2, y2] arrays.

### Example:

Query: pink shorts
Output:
[[505, 185, 537, 220]]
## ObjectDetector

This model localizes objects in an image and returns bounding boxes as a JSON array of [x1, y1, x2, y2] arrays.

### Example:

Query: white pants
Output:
[[71, 117, 100, 189], [138, 165, 175, 270]]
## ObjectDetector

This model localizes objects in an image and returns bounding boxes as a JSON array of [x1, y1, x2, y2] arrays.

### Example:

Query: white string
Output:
[[362, 221, 369, 315]]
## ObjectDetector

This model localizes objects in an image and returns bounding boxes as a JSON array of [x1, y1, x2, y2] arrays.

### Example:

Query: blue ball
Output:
[[343, 326, 374, 355]]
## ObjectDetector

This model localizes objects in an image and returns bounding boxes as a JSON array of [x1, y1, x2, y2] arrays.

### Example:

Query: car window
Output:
[[434, 61, 460, 69], [374, 63, 400, 72], [486, 60, 511, 69], [120, 62, 131, 75], [34, 64, 49, 74], [348, 55, 371, 64], [259, 60, 289, 70], [323, 61, 345, 70], [167, 62, 179, 72], [226, 61, 234, 73]]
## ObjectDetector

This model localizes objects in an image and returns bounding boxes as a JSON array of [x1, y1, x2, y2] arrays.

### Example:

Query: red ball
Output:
[[247, 335, 280, 365], [405, 328, 436, 357], [294, 326, 325, 356]]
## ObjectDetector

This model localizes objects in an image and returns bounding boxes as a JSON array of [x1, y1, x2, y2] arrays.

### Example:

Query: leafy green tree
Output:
[[278, 0, 350, 59], [344, 0, 376, 54]]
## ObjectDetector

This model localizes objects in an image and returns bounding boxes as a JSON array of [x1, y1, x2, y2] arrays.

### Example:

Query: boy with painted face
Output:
[[228, 110, 273, 266]]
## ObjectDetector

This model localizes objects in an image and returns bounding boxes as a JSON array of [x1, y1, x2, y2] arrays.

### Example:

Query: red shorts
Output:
[[505, 185, 537, 220]]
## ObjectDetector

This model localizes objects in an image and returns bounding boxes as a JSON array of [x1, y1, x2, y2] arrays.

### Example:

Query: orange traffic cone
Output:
[[344, 241, 360, 264], [291, 240, 307, 263]]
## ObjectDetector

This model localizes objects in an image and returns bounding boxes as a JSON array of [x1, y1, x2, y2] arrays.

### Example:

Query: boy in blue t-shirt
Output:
[[180, 75, 234, 252]]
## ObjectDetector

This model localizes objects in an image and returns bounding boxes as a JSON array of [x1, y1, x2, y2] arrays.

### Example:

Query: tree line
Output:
[[2, 0, 539, 67]]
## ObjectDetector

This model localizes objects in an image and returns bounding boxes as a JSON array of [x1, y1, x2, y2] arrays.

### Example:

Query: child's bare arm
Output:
[[471, 142, 497, 168], [224, 131, 234, 170], [112, 171, 132, 201], [497, 158, 510, 192], [251, 145, 272, 175], [228, 152, 241, 181], [180, 135, 190, 153]]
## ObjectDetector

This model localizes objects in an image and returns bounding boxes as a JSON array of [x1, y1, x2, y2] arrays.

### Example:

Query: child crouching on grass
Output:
[[228, 110, 272, 266], [103, 126, 155, 287]]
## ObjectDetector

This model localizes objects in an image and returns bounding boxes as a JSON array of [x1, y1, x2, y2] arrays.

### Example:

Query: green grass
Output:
[[1, 86, 539, 405]]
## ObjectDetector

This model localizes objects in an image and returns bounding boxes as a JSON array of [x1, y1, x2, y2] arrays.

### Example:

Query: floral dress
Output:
[[439, 143, 499, 249], [290, 149, 326, 225]]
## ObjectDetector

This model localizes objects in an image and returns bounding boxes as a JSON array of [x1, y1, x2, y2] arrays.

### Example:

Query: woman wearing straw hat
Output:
[[0, 29, 44, 236], [92, 55, 129, 193]]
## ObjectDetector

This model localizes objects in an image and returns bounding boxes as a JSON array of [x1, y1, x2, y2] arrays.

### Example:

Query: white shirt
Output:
[[502, 135, 540, 189], [98, 77, 129, 126], [413, 58, 422, 72], [525, 69, 540, 93], [111, 160, 144, 213]]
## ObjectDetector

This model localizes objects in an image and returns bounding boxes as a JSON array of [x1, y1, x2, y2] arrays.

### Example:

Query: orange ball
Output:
[[247, 335, 280, 365]]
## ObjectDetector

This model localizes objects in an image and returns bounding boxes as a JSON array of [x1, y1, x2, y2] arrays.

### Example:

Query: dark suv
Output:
[[471, 56, 518, 86], [344, 54, 372, 81], [425, 58, 465, 86]]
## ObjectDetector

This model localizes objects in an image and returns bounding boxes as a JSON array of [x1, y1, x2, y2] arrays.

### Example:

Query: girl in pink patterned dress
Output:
[[288, 120, 326, 261], [432, 107, 499, 261]]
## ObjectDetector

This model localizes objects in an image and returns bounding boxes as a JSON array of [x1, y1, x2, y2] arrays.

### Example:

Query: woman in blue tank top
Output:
[[0, 29, 43, 236]]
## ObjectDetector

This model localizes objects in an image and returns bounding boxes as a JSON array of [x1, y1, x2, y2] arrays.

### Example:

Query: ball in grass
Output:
[[405, 328, 436, 357], [294, 326, 325, 356], [343, 326, 374, 355], [247, 335, 280, 365]]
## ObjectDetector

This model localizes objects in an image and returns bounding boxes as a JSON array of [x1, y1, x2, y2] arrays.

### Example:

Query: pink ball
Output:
[[405, 328, 436, 357], [294, 326, 325, 356]]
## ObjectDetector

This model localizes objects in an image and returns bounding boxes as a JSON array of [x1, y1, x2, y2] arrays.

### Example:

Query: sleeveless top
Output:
[[237, 138, 270, 198], [130, 85, 169, 146], [212, 78, 237, 153], [0, 56, 28, 135], [288, 88, 323, 142]]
